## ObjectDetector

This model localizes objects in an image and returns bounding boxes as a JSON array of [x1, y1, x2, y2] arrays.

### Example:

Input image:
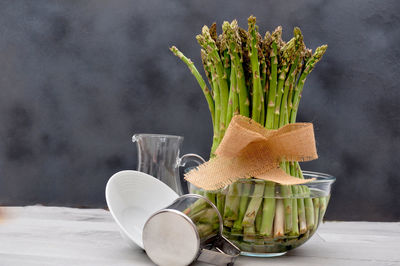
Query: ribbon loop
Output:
[[185, 115, 318, 190]]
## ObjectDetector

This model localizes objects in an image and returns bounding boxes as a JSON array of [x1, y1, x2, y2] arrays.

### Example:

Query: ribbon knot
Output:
[[185, 115, 318, 190]]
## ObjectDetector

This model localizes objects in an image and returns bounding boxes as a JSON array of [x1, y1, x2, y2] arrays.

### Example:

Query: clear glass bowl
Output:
[[189, 171, 335, 257]]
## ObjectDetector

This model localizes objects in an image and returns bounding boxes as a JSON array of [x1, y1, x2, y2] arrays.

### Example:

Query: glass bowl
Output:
[[189, 171, 335, 257]]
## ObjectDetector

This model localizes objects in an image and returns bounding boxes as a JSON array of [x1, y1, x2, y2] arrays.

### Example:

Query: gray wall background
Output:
[[0, 0, 399, 221]]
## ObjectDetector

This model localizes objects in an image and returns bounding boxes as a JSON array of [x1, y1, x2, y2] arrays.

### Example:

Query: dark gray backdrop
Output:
[[0, 0, 399, 221]]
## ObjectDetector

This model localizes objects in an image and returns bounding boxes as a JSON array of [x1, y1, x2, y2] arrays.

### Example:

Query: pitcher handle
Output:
[[176, 153, 205, 194], [177, 153, 206, 168]]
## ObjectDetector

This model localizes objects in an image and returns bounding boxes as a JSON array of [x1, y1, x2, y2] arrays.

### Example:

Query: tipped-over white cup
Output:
[[105, 170, 179, 249]]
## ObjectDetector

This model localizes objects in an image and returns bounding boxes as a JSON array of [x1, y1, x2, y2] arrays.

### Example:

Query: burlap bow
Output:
[[185, 115, 318, 190]]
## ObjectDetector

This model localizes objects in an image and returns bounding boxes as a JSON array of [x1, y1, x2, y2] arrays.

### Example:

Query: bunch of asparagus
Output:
[[171, 16, 327, 249]]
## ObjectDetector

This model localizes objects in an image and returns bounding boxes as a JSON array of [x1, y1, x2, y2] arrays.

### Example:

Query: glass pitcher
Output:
[[132, 134, 205, 195]]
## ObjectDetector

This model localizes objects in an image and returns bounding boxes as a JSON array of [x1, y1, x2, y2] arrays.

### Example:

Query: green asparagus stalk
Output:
[[313, 197, 320, 230], [290, 45, 328, 123], [260, 181, 275, 236], [273, 44, 291, 128], [304, 203, 315, 230], [259, 27, 282, 239], [226, 85, 234, 127], [223, 49, 231, 87], [233, 183, 251, 231], [188, 208, 207, 222], [255, 203, 263, 233], [183, 198, 208, 216], [319, 196, 327, 221], [281, 184, 293, 233], [248, 16, 263, 122], [243, 182, 265, 227], [209, 22, 218, 42], [238, 27, 252, 91], [224, 182, 241, 223], [200, 49, 219, 158], [231, 64, 240, 116], [279, 27, 304, 127], [226, 59, 238, 125], [199, 209, 219, 225], [217, 193, 225, 217], [295, 163, 315, 230], [206, 192, 216, 205], [209, 62, 221, 156], [290, 185, 300, 236], [297, 195, 307, 234], [274, 199, 285, 237], [265, 27, 281, 129], [222, 21, 250, 117], [197, 223, 214, 239], [303, 187, 315, 230], [197, 27, 230, 140], [170, 46, 215, 124], [243, 225, 256, 241]]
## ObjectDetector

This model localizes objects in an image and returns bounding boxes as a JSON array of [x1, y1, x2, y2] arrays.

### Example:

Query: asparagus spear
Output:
[[197, 224, 214, 239], [170, 46, 215, 124], [280, 184, 293, 233], [217, 192, 226, 217], [223, 49, 231, 85], [265, 26, 281, 129], [243, 182, 265, 227], [258, 28, 282, 238], [255, 202, 263, 233], [273, 37, 292, 129], [290, 45, 328, 123], [223, 182, 241, 223], [231, 64, 240, 116], [259, 36, 267, 126], [208, 60, 221, 156], [232, 182, 251, 231], [303, 186, 315, 230], [197, 27, 230, 141], [183, 198, 208, 216], [222, 21, 250, 117], [313, 197, 320, 230], [226, 84, 234, 127], [260, 181, 276, 236], [243, 225, 256, 241], [226, 58, 238, 126], [209, 22, 218, 42], [247, 16, 263, 122], [319, 196, 327, 221], [238, 27, 252, 93], [206, 192, 216, 205], [295, 163, 315, 230], [292, 165, 307, 234], [279, 27, 304, 127], [274, 199, 285, 237], [200, 49, 219, 158], [297, 194, 307, 234], [262, 31, 272, 127], [290, 185, 300, 236]]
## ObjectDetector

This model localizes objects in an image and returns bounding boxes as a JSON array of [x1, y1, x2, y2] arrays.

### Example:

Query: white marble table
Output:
[[0, 206, 398, 266]]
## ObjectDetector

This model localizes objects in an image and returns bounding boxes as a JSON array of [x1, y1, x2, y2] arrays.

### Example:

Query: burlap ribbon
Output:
[[185, 115, 318, 190]]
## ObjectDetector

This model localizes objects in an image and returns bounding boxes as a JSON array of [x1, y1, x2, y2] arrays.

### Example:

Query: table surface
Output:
[[0, 206, 399, 266]]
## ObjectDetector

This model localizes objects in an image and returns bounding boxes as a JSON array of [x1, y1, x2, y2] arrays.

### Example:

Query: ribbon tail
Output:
[[255, 168, 315, 185]]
